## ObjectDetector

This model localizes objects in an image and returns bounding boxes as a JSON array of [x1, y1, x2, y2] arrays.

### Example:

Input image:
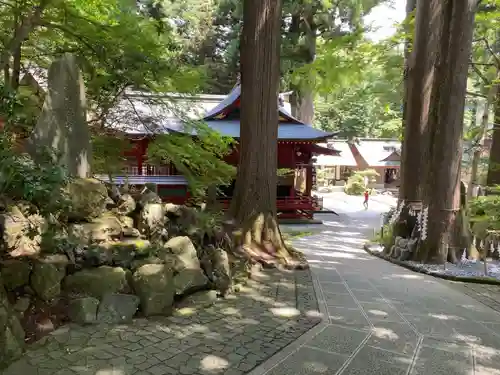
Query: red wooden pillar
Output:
[[290, 142, 296, 198], [137, 139, 145, 175], [305, 165, 312, 196]]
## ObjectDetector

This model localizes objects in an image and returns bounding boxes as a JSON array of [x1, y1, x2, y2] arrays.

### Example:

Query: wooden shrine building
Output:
[[98, 85, 339, 219]]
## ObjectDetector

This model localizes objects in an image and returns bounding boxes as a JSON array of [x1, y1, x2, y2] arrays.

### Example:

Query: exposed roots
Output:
[[230, 212, 307, 269]]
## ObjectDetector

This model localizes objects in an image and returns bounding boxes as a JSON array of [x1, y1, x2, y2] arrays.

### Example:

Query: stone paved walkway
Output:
[[250, 212, 500, 375], [3, 268, 321, 375]]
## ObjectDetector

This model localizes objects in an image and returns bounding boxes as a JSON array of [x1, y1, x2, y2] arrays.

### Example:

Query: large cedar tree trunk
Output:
[[398, 0, 417, 202], [487, 88, 500, 187], [393, 0, 439, 241], [290, 14, 316, 124], [229, 0, 287, 255], [414, 0, 477, 263]]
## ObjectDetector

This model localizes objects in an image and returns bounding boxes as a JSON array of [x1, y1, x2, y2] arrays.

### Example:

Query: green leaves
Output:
[[147, 121, 236, 198]]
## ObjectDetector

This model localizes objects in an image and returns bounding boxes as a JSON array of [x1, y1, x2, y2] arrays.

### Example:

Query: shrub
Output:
[[344, 173, 366, 195]]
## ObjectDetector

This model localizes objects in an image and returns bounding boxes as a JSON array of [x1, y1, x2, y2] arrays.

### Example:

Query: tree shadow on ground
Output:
[[4, 267, 323, 375], [279, 213, 500, 375]]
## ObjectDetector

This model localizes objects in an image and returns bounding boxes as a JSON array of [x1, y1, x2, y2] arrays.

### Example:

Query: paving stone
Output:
[[306, 325, 368, 355], [366, 321, 419, 356], [412, 345, 473, 375], [350, 289, 385, 303], [322, 292, 359, 309], [360, 302, 405, 323], [267, 346, 348, 375], [327, 306, 370, 330], [341, 346, 411, 375]]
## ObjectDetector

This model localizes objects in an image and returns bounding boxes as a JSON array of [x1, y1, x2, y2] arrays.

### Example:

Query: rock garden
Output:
[[0, 176, 280, 368]]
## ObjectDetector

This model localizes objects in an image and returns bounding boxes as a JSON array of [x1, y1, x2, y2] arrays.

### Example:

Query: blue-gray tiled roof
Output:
[[204, 120, 335, 140]]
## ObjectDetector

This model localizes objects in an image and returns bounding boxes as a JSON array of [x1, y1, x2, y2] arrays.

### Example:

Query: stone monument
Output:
[[27, 53, 91, 178]]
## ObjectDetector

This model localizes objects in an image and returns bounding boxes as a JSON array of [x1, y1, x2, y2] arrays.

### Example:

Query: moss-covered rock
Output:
[[0, 260, 31, 291], [30, 256, 67, 301], [132, 264, 175, 316], [63, 266, 128, 299], [65, 178, 108, 221], [162, 237, 208, 295], [68, 297, 99, 324]]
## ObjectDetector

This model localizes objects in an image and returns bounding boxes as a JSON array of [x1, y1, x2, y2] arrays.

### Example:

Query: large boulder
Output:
[[137, 187, 162, 208], [65, 179, 108, 221], [30, 255, 67, 301], [0, 206, 45, 257], [68, 297, 99, 324], [97, 293, 139, 324], [68, 213, 123, 243], [0, 260, 31, 291], [162, 236, 208, 295], [26, 53, 91, 179], [139, 203, 166, 241], [132, 264, 175, 316], [105, 239, 152, 268], [0, 278, 24, 369], [63, 266, 128, 299], [116, 194, 136, 216]]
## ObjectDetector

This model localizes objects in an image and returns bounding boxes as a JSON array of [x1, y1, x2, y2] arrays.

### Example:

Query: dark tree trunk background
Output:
[[229, 0, 286, 253], [399, 0, 438, 205], [415, 0, 477, 263], [487, 88, 500, 187]]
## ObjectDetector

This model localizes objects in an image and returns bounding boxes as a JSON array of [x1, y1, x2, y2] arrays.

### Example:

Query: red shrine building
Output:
[[98, 85, 340, 219]]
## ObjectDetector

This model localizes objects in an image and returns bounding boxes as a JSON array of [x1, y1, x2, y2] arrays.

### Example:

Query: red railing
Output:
[[217, 195, 323, 211]]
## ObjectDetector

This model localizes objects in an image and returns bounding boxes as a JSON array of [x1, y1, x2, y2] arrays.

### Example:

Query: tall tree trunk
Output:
[[393, 0, 440, 242], [487, 88, 500, 187], [398, 0, 417, 201], [399, 0, 438, 204], [229, 0, 286, 254], [470, 82, 497, 198], [415, 0, 477, 263], [290, 14, 316, 124]]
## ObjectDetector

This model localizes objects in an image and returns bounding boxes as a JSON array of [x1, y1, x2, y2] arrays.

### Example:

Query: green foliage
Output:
[[374, 224, 394, 249], [344, 169, 379, 195], [356, 169, 380, 178], [147, 121, 235, 198], [0, 85, 71, 216], [91, 135, 132, 176], [313, 38, 404, 139], [469, 189, 500, 237], [344, 173, 365, 195]]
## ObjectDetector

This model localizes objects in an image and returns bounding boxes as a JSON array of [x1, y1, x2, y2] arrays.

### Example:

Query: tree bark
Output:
[[399, 0, 439, 205], [398, 0, 417, 201], [470, 82, 497, 198], [487, 88, 500, 187], [290, 14, 316, 124], [229, 0, 286, 254], [415, 0, 477, 263]]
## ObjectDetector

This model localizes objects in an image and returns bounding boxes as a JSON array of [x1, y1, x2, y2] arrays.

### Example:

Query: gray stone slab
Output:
[[313, 270, 343, 283], [360, 302, 405, 323], [475, 343, 500, 374], [322, 292, 359, 309], [342, 279, 374, 291], [365, 321, 419, 356], [340, 346, 411, 375], [403, 314, 456, 338], [327, 307, 370, 330], [317, 281, 349, 295], [266, 347, 348, 375], [412, 345, 473, 375], [349, 289, 385, 303], [306, 325, 367, 355]]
